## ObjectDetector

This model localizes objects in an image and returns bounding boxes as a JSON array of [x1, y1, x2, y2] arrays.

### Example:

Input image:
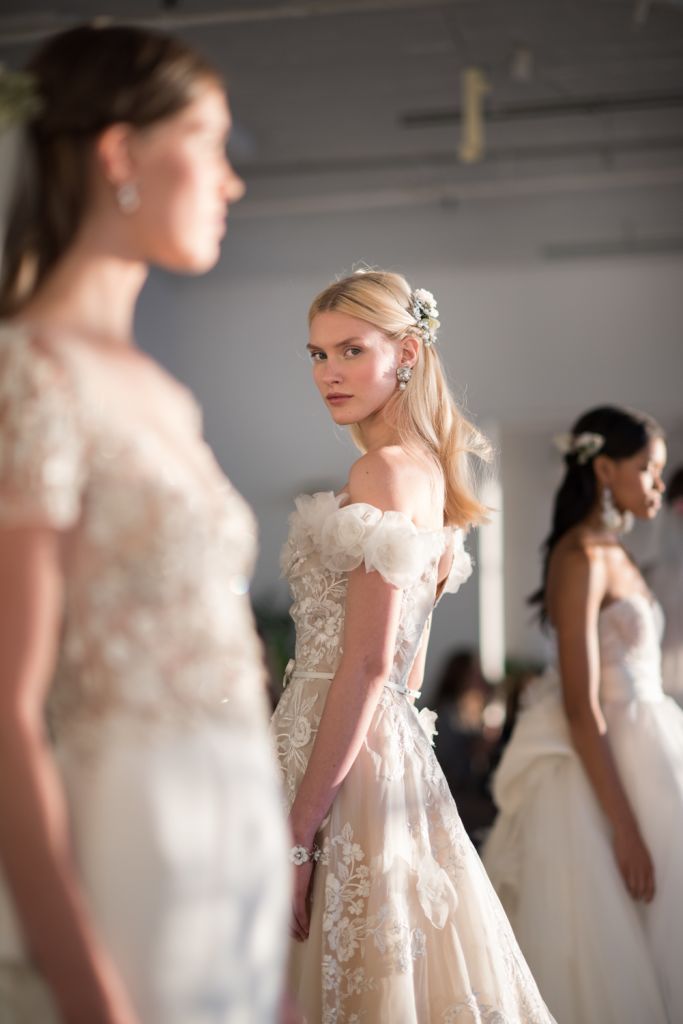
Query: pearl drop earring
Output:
[[396, 366, 412, 390], [116, 181, 141, 214]]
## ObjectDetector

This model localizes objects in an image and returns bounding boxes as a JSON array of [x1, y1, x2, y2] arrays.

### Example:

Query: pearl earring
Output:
[[116, 181, 140, 214], [397, 365, 412, 390]]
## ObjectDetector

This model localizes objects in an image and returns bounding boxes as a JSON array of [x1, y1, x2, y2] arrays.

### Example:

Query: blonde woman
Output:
[[271, 271, 555, 1023], [0, 25, 288, 1024]]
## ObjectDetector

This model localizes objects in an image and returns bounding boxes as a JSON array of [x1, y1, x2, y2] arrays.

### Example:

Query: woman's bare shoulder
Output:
[[348, 447, 441, 524]]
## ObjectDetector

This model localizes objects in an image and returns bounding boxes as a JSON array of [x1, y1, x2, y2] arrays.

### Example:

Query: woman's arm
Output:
[[288, 558, 403, 940], [288, 454, 418, 938], [551, 545, 655, 902], [288, 560, 403, 844], [0, 526, 140, 1024]]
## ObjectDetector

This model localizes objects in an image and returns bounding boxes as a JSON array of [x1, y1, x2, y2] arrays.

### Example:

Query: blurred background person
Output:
[[647, 465, 683, 707], [484, 406, 683, 1024], [432, 648, 503, 847], [0, 24, 289, 1024]]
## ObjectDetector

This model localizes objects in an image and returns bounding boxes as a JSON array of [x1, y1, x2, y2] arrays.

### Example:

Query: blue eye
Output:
[[345, 347, 362, 358]]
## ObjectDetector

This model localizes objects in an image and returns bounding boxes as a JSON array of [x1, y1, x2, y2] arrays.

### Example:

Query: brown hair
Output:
[[309, 270, 491, 529], [0, 24, 221, 315]]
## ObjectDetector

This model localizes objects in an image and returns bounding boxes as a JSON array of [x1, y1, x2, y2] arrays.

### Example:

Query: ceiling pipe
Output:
[[230, 164, 683, 219]]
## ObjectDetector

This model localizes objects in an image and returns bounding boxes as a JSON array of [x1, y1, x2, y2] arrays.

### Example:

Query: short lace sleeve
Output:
[[320, 502, 444, 588], [441, 528, 473, 594], [0, 329, 86, 529]]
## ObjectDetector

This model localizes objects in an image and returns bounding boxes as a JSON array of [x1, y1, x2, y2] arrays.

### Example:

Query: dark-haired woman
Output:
[[0, 25, 288, 1024], [484, 407, 683, 1024]]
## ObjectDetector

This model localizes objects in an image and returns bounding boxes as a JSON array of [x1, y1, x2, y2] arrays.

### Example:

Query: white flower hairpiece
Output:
[[0, 68, 41, 131], [554, 431, 605, 465], [410, 288, 440, 347]]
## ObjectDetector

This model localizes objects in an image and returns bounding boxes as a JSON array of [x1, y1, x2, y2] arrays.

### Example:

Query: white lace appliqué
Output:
[[272, 492, 551, 1023], [0, 327, 269, 741]]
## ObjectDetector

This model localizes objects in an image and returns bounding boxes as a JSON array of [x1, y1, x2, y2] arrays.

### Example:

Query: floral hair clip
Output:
[[554, 431, 605, 465], [410, 288, 440, 347], [0, 68, 42, 131]]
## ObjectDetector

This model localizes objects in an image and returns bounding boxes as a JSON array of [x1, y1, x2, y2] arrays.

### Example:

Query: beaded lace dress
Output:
[[271, 491, 555, 1024], [0, 325, 289, 1024], [484, 593, 683, 1024]]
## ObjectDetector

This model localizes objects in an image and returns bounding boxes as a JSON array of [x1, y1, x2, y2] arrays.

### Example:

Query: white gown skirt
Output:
[[274, 680, 555, 1023], [483, 689, 683, 1024], [0, 718, 290, 1024]]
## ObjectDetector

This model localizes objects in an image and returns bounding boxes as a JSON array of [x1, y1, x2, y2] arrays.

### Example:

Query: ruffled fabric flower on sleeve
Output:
[[320, 503, 444, 589], [0, 328, 86, 529], [280, 490, 343, 575], [441, 528, 473, 594], [363, 510, 442, 589], [319, 502, 382, 573]]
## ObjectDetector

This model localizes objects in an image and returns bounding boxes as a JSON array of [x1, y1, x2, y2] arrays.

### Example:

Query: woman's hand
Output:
[[613, 823, 656, 902], [290, 859, 315, 942]]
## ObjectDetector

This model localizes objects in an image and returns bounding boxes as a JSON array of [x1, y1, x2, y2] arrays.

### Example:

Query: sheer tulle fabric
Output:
[[484, 595, 683, 1024], [0, 326, 289, 1023], [273, 493, 555, 1023]]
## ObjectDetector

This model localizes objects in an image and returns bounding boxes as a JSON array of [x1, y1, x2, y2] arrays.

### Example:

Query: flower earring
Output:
[[116, 181, 140, 214], [601, 486, 634, 534], [397, 365, 412, 391]]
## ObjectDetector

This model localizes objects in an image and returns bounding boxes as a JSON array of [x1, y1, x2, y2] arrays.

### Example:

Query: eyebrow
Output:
[[306, 336, 362, 351]]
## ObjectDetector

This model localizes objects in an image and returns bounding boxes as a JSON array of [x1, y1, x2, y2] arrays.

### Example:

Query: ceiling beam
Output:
[[0, 0, 474, 46]]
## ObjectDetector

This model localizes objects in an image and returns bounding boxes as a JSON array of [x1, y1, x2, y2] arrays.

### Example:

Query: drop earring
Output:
[[601, 486, 634, 534], [397, 365, 412, 390], [116, 181, 140, 214]]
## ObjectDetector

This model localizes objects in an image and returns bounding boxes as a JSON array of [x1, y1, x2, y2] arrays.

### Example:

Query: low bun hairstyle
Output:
[[530, 405, 664, 618], [308, 270, 491, 529], [0, 24, 220, 316]]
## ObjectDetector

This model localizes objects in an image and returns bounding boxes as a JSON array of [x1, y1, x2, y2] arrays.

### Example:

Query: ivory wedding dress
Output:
[[271, 491, 555, 1024], [484, 593, 683, 1024], [0, 325, 289, 1024]]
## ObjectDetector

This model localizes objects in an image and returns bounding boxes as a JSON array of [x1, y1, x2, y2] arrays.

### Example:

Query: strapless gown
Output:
[[484, 593, 683, 1024]]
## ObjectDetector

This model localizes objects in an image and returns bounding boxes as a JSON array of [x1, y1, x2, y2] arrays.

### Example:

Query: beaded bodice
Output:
[[597, 593, 665, 703], [280, 491, 472, 690], [0, 325, 267, 740], [532, 592, 665, 708]]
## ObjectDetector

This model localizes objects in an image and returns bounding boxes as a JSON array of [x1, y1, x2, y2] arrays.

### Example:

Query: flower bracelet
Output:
[[289, 843, 321, 866]]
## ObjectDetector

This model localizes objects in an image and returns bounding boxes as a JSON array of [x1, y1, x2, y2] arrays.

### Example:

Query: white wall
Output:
[[135, 185, 683, 696], [501, 422, 683, 665]]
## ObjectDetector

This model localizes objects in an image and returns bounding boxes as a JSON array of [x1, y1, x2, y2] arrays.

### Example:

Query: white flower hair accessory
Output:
[[410, 288, 440, 347], [554, 431, 605, 465]]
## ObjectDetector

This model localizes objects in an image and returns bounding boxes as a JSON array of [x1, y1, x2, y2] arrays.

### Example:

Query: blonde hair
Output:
[[309, 270, 491, 528]]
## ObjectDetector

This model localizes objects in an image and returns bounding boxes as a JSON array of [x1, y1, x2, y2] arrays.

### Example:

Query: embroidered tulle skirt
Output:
[[483, 684, 683, 1024], [272, 677, 555, 1024]]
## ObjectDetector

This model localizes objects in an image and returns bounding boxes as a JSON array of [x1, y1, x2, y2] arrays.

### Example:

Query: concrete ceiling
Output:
[[1, 0, 682, 218]]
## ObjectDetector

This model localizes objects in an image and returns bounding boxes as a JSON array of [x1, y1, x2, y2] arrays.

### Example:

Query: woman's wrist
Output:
[[288, 806, 319, 851], [289, 841, 321, 866], [609, 805, 641, 841]]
